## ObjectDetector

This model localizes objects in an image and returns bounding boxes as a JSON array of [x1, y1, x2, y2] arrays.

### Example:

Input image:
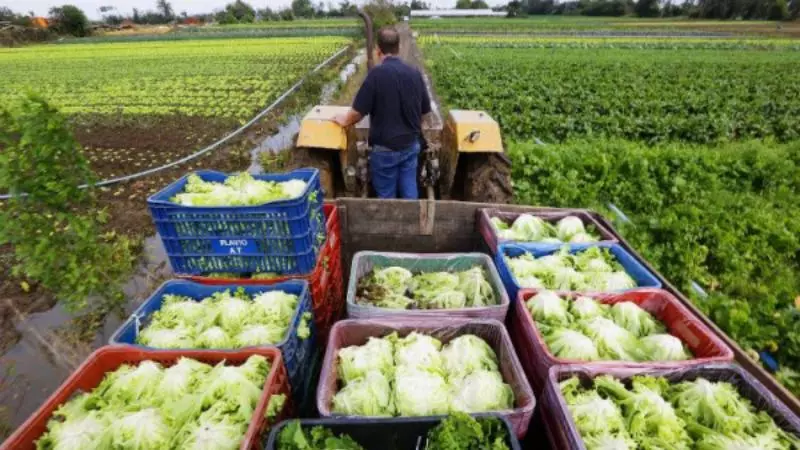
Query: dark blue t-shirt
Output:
[[352, 56, 432, 151]]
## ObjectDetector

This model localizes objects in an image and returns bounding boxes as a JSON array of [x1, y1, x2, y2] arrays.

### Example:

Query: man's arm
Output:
[[334, 108, 363, 128], [334, 73, 373, 127], [420, 71, 432, 116]]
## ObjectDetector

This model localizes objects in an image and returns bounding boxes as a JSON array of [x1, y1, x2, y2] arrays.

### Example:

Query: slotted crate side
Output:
[[265, 415, 523, 450], [148, 169, 325, 275], [495, 242, 662, 303], [317, 318, 535, 439], [477, 208, 618, 255], [541, 364, 800, 450], [511, 288, 734, 394], [180, 204, 343, 344], [346, 251, 510, 321], [2, 347, 290, 450], [108, 280, 316, 406]]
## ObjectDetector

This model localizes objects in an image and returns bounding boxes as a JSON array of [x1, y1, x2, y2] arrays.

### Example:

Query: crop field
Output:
[[0, 37, 348, 121], [424, 37, 800, 143], [413, 16, 800, 37], [421, 32, 800, 395]]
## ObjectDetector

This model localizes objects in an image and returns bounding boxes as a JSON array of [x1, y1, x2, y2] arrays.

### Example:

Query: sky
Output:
[[4, 0, 506, 20]]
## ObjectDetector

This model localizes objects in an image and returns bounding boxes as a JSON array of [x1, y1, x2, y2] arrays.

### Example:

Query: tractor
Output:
[[292, 14, 513, 203]]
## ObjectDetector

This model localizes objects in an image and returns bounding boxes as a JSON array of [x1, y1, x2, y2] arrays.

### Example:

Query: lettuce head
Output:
[[332, 370, 394, 417], [337, 336, 394, 383], [526, 290, 571, 325], [394, 332, 443, 373], [393, 367, 450, 417], [450, 370, 514, 413], [544, 329, 600, 361], [441, 335, 499, 380]]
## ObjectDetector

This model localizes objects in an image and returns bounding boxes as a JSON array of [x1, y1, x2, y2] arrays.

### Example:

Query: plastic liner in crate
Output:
[[180, 204, 343, 344], [3, 346, 290, 450], [346, 251, 510, 322], [317, 318, 535, 439], [478, 207, 618, 255], [265, 414, 523, 449], [510, 288, 734, 395], [495, 242, 662, 303], [148, 168, 325, 275], [541, 363, 800, 450], [109, 279, 315, 405]]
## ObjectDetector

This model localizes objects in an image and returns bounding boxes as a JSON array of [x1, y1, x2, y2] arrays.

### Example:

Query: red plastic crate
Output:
[[317, 318, 536, 439], [510, 288, 734, 395], [182, 204, 343, 344], [2, 346, 291, 450], [477, 208, 618, 255]]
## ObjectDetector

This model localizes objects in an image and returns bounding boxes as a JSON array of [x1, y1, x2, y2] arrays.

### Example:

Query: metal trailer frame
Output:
[[333, 198, 800, 415]]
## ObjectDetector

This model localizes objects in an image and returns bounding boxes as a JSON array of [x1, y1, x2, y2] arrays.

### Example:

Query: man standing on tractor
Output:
[[334, 26, 432, 199]]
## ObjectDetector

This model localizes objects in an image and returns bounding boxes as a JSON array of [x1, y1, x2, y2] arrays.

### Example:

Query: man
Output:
[[334, 26, 432, 199]]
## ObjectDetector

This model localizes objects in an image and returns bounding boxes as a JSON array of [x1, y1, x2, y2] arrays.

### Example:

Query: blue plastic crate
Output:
[[495, 243, 662, 302], [147, 169, 325, 275], [109, 279, 316, 404]]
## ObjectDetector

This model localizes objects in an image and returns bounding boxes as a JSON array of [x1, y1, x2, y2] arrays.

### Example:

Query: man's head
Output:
[[376, 26, 400, 61]]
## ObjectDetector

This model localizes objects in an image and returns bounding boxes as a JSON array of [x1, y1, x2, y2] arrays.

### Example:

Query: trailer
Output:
[[333, 197, 800, 418]]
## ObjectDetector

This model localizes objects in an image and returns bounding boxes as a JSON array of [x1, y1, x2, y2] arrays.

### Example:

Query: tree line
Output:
[[515, 0, 797, 19], [2, 0, 797, 40]]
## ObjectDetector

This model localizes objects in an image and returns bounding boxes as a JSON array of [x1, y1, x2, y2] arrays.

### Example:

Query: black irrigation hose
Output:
[[0, 46, 349, 201]]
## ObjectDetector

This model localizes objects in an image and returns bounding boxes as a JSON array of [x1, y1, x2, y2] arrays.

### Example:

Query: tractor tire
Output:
[[463, 153, 514, 204], [293, 147, 336, 198]]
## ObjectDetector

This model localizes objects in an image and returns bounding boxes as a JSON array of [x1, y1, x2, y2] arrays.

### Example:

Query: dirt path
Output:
[[398, 23, 443, 131]]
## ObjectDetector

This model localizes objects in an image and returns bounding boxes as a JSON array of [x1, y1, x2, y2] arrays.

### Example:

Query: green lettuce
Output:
[[441, 335, 499, 380], [332, 370, 395, 417], [544, 329, 600, 361], [609, 302, 665, 337], [337, 336, 395, 383], [394, 367, 451, 416], [449, 370, 514, 413]]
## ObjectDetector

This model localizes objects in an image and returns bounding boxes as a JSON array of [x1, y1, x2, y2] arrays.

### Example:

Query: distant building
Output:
[[410, 9, 506, 18], [31, 17, 49, 28]]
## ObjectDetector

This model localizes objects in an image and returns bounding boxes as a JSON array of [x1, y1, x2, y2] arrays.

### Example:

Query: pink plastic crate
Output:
[[317, 318, 535, 439]]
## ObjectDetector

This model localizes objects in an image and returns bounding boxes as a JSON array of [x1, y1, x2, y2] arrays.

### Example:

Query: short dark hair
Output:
[[377, 27, 399, 55]]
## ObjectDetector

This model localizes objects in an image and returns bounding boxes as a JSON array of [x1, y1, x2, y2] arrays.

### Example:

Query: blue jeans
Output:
[[370, 142, 420, 199]]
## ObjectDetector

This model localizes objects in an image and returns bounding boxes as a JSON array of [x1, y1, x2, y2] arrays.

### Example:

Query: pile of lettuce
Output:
[[332, 333, 514, 417], [560, 374, 800, 450], [504, 246, 637, 292], [36, 355, 277, 450], [355, 266, 497, 310], [491, 214, 599, 244], [276, 413, 510, 450], [170, 172, 307, 206], [426, 413, 512, 450], [137, 288, 309, 349], [527, 290, 692, 362], [276, 421, 364, 450]]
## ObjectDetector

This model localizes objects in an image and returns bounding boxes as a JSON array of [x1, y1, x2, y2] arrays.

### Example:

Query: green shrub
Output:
[[0, 96, 133, 312]]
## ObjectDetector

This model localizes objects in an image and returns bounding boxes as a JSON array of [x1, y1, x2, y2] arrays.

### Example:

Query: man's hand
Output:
[[333, 112, 350, 127], [332, 108, 363, 128]]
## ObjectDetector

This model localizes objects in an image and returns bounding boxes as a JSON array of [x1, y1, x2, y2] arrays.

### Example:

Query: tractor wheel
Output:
[[293, 147, 336, 198], [463, 153, 514, 204]]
